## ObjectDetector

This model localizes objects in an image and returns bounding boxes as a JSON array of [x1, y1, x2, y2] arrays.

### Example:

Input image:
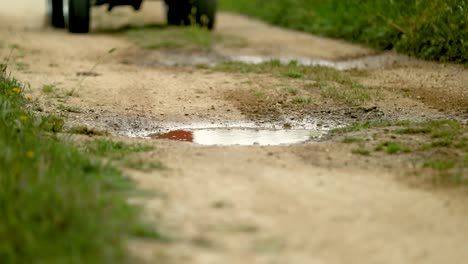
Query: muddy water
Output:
[[148, 127, 324, 146], [132, 50, 411, 71], [229, 52, 411, 70]]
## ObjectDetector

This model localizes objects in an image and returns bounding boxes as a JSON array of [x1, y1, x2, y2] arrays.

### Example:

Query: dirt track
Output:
[[1, 1, 468, 264]]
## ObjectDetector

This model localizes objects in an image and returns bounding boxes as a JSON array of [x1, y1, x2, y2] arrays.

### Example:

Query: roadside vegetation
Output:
[[97, 24, 246, 51], [221, 0, 468, 64], [212, 60, 375, 120], [0, 67, 163, 263], [334, 120, 468, 184]]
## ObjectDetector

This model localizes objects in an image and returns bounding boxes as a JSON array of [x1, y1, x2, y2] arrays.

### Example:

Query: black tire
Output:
[[193, 0, 217, 30], [165, 1, 192, 26], [65, 0, 91, 33], [47, 0, 65, 28]]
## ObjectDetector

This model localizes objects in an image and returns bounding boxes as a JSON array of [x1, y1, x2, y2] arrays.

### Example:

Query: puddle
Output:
[[147, 127, 324, 146], [131, 50, 411, 71], [229, 53, 410, 71]]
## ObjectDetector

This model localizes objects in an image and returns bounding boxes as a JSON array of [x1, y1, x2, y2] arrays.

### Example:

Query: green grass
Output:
[[375, 141, 411, 154], [42, 84, 56, 94], [0, 69, 159, 263], [319, 82, 370, 106], [86, 138, 154, 159], [343, 137, 362, 144], [57, 104, 82, 113], [126, 26, 219, 50], [282, 70, 304, 79], [335, 119, 467, 184], [291, 95, 313, 105], [214, 60, 371, 106], [423, 159, 456, 171], [221, 0, 468, 64], [331, 120, 403, 134], [351, 148, 371, 156], [121, 158, 165, 172]]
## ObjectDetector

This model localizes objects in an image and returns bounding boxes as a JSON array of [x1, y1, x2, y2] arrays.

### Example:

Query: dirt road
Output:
[[1, 1, 468, 263]]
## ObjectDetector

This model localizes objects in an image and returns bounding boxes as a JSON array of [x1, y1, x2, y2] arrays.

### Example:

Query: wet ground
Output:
[[1, 1, 468, 264], [148, 127, 324, 146]]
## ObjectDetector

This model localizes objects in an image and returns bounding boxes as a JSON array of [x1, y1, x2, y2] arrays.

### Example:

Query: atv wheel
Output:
[[165, 1, 192, 26], [63, 0, 91, 33], [47, 0, 65, 28], [193, 0, 217, 30]]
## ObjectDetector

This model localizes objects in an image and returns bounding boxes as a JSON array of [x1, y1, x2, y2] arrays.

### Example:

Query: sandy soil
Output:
[[1, 1, 468, 264]]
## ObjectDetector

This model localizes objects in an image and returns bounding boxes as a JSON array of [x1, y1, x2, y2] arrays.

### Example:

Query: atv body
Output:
[[47, 0, 217, 33]]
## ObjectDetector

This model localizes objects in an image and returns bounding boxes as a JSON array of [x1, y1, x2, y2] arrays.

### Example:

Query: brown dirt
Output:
[[1, 1, 468, 264]]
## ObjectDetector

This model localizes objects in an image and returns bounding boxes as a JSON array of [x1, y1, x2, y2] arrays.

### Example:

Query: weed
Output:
[[397, 127, 431, 134], [64, 88, 79, 97], [130, 224, 169, 241], [215, 61, 371, 106], [42, 84, 56, 94], [423, 159, 456, 171], [292, 95, 313, 105], [430, 140, 453, 148], [333, 119, 467, 184], [320, 82, 370, 106], [352, 148, 371, 156], [282, 70, 304, 79], [15, 62, 29, 71], [87, 139, 153, 159], [284, 86, 298, 95], [375, 141, 410, 154], [121, 158, 164, 172], [343, 137, 362, 144], [331, 120, 395, 134], [68, 126, 108, 136], [57, 104, 82, 113], [39, 114, 65, 132], [214, 60, 282, 74]]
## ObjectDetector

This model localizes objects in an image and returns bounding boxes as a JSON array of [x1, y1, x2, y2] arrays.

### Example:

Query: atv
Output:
[[47, 0, 217, 33]]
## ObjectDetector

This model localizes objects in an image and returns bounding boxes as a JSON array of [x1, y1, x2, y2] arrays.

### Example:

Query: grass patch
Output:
[[343, 137, 362, 144], [375, 141, 411, 154], [57, 104, 82, 113], [39, 114, 65, 133], [126, 26, 219, 50], [15, 62, 29, 71], [87, 138, 153, 159], [292, 95, 313, 105], [423, 159, 456, 171], [282, 70, 304, 79], [68, 126, 108, 136], [130, 224, 169, 241], [331, 120, 404, 134], [319, 82, 370, 106], [0, 69, 160, 263], [335, 119, 467, 184], [121, 158, 165, 172], [214, 60, 353, 84], [221, 0, 468, 64], [215, 60, 371, 106], [351, 148, 371, 156], [42, 84, 56, 94]]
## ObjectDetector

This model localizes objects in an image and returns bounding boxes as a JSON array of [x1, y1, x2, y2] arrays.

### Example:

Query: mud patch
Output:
[[122, 48, 413, 71]]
